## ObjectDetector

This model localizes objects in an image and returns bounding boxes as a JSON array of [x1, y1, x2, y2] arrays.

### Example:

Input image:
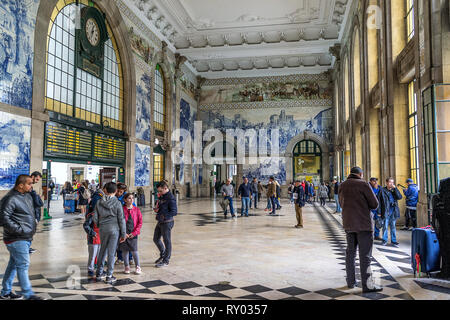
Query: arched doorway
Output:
[[292, 140, 322, 185]]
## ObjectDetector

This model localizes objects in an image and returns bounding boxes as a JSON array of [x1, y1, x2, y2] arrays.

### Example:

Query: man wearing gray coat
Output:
[[94, 182, 126, 284]]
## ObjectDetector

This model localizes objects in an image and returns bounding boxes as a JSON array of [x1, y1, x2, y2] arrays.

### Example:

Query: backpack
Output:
[[82, 187, 91, 200]]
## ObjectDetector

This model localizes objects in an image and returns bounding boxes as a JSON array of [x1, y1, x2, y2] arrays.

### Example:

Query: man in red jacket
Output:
[[339, 167, 381, 293]]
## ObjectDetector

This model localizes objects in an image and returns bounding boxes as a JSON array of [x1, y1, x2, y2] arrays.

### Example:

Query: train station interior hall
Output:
[[0, 0, 449, 301]]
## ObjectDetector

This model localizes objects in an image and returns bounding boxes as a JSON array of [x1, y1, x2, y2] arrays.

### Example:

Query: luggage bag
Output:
[[411, 226, 441, 277]]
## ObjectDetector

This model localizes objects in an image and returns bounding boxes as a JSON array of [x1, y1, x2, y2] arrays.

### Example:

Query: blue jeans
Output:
[[1, 240, 34, 298], [270, 196, 276, 214], [334, 194, 342, 212], [251, 193, 258, 208], [224, 196, 235, 216], [266, 197, 272, 209], [241, 197, 250, 216], [274, 197, 281, 209], [372, 211, 380, 237], [382, 210, 397, 243]]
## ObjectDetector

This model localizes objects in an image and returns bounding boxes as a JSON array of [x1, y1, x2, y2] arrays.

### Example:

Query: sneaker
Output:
[[400, 226, 409, 231], [0, 292, 24, 300], [124, 266, 130, 274], [135, 266, 142, 275], [87, 270, 94, 278], [408, 227, 414, 231], [29, 248, 36, 254], [26, 295, 47, 300], [381, 241, 387, 246], [96, 273, 106, 281], [347, 281, 360, 289], [156, 261, 169, 268], [154, 257, 164, 264], [392, 242, 400, 247], [362, 286, 383, 293], [105, 276, 117, 284]]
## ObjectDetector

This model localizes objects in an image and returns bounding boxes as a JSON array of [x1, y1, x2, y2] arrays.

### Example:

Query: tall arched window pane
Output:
[[45, 0, 123, 131], [154, 65, 166, 132]]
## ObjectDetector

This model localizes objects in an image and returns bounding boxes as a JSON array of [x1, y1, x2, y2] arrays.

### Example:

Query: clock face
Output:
[[85, 18, 100, 47]]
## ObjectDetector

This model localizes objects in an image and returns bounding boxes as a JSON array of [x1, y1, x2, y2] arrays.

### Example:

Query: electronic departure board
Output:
[[44, 122, 125, 165]]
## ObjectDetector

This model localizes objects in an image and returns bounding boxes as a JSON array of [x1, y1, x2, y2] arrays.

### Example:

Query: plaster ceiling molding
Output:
[[269, 57, 285, 68], [253, 58, 269, 69], [206, 34, 226, 47], [223, 60, 239, 71], [174, 35, 191, 49], [323, 25, 340, 39], [244, 32, 263, 45], [302, 55, 318, 66], [302, 28, 322, 41], [318, 54, 333, 66], [194, 61, 210, 72], [238, 60, 254, 70], [209, 61, 224, 71], [226, 33, 244, 46], [285, 3, 321, 24], [189, 35, 208, 48], [286, 56, 301, 67], [154, 16, 167, 29], [134, 0, 151, 11], [236, 14, 263, 23], [161, 24, 173, 36], [146, 6, 160, 21], [283, 29, 302, 42], [167, 30, 178, 42], [192, 17, 216, 29], [263, 31, 282, 43]]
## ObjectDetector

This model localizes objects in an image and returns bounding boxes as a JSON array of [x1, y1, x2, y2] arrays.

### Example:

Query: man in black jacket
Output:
[[153, 181, 177, 268], [29, 171, 43, 254], [377, 177, 402, 247], [0, 175, 44, 300]]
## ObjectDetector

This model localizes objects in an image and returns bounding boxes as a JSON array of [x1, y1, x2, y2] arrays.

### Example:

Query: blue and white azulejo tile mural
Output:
[[242, 157, 286, 185], [0, 111, 31, 190], [0, 0, 39, 110], [135, 143, 150, 187], [135, 69, 151, 142]]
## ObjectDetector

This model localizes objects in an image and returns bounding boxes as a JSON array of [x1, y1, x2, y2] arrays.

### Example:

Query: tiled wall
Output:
[[0, 111, 31, 190], [0, 0, 39, 110], [134, 143, 150, 187]]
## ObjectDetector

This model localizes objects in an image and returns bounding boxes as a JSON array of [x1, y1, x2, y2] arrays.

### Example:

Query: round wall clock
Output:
[[85, 18, 100, 47]]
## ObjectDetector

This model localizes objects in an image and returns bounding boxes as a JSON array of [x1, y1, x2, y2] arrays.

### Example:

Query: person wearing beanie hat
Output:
[[400, 178, 418, 230], [338, 167, 381, 293]]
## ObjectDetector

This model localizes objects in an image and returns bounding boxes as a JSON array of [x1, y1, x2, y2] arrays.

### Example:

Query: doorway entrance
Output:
[[153, 144, 165, 189], [293, 140, 322, 185]]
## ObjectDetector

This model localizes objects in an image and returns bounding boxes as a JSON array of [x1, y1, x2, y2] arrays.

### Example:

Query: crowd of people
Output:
[[0, 172, 178, 300], [0, 167, 420, 300]]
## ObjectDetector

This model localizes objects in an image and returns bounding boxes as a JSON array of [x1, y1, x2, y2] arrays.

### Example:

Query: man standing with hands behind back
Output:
[[339, 167, 381, 293]]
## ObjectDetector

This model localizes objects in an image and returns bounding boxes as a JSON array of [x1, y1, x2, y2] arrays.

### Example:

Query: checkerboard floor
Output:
[[1, 199, 449, 300]]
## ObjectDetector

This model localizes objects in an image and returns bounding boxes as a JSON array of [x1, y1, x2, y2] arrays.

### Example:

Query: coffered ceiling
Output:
[[126, 0, 352, 78]]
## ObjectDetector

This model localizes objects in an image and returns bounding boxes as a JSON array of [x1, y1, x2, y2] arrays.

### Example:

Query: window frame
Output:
[[154, 64, 166, 134], [44, 0, 124, 133]]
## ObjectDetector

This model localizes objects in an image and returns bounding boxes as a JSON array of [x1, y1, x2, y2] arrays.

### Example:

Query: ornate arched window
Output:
[[154, 64, 166, 133], [44, 0, 123, 131]]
